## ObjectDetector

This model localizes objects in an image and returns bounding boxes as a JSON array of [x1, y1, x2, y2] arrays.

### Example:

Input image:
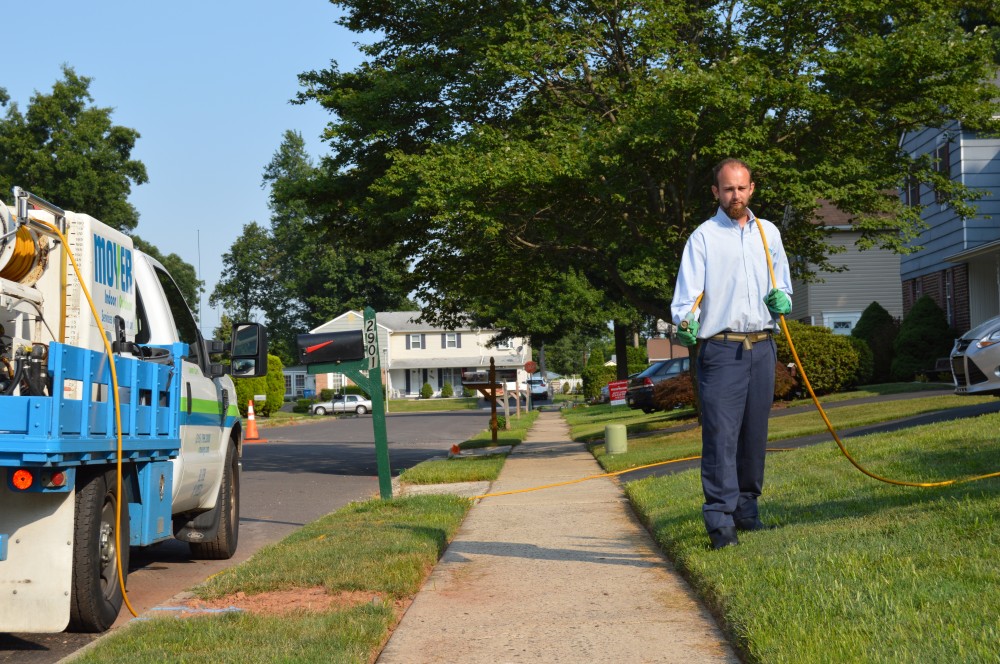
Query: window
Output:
[[154, 266, 204, 370], [409, 334, 423, 349], [496, 338, 513, 350], [294, 374, 306, 396], [284, 374, 292, 395], [934, 141, 951, 204], [444, 333, 458, 348], [904, 176, 921, 207]]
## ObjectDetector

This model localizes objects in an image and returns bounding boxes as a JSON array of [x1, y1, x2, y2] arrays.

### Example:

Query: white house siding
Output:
[[791, 229, 902, 334]]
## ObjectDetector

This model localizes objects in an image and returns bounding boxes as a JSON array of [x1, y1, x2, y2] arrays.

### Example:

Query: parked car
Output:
[[528, 377, 553, 400], [626, 358, 691, 413], [310, 393, 372, 415], [950, 314, 1000, 395]]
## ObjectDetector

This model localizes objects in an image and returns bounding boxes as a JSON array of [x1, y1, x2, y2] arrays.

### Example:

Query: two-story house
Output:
[[303, 310, 530, 398], [899, 99, 1000, 332], [788, 201, 904, 333]]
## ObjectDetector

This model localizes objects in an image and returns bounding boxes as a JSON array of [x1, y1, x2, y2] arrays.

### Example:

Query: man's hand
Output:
[[677, 313, 699, 347], [764, 289, 791, 315]]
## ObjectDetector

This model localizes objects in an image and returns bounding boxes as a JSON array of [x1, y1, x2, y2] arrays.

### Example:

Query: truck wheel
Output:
[[190, 442, 239, 560], [68, 468, 129, 633], [355, 405, 368, 415]]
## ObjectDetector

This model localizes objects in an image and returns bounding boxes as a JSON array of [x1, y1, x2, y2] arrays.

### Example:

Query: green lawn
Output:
[[625, 412, 1000, 663], [386, 397, 482, 412], [76, 495, 470, 663]]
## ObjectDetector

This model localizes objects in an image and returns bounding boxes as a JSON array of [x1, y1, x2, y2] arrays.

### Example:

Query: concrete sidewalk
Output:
[[378, 412, 738, 664]]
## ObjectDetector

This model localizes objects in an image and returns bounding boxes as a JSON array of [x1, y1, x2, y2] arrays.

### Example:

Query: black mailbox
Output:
[[297, 330, 365, 365]]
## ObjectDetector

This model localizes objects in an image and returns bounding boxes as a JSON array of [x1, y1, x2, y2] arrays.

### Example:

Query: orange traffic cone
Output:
[[245, 399, 267, 444], [449, 444, 462, 457]]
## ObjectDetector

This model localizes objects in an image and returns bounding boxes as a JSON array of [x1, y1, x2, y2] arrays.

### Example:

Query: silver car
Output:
[[310, 394, 372, 415], [950, 314, 1000, 395]]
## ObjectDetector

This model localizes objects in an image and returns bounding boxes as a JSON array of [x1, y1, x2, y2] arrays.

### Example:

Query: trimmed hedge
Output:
[[852, 301, 899, 383], [891, 296, 954, 380], [775, 322, 860, 395]]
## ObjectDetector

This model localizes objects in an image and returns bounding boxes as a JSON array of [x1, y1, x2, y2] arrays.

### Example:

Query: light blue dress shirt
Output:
[[670, 207, 792, 338]]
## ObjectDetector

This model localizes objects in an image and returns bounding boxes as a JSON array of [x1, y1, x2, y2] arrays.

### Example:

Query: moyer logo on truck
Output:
[[93, 233, 133, 293]]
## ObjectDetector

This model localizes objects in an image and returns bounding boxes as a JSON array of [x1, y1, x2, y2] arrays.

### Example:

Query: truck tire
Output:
[[68, 468, 129, 633], [190, 442, 239, 560]]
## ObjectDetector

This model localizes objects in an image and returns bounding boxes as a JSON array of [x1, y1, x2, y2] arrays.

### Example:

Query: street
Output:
[[0, 410, 489, 663]]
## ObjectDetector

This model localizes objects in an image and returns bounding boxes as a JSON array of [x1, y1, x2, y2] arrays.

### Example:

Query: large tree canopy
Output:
[[0, 66, 148, 231], [296, 0, 1000, 328]]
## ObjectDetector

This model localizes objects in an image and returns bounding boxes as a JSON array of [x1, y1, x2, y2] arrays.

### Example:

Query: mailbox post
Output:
[[297, 307, 392, 499]]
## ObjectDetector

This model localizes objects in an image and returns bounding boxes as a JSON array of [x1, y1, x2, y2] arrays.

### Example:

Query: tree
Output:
[[209, 221, 275, 323], [0, 66, 148, 231], [296, 1, 1000, 332]]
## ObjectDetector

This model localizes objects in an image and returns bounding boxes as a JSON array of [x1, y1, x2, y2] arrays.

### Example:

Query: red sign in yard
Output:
[[608, 379, 628, 405]]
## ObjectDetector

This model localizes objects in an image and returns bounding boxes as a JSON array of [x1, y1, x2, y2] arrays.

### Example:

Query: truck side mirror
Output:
[[231, 323, 268, 378]]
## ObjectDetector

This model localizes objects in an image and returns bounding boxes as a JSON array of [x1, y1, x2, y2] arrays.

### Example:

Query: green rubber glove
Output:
[[677, 313, 699, 347], [764, 288, 791, 315]]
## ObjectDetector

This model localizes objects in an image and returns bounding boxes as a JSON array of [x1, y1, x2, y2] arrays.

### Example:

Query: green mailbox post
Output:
[[299, 307, 392, 499]]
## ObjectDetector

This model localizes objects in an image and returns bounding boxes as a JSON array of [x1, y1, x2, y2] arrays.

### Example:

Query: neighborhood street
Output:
[[0, 411, 489, 664]]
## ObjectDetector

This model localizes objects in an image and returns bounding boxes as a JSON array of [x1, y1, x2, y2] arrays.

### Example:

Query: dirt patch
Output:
[[174, 587, 409, 617]]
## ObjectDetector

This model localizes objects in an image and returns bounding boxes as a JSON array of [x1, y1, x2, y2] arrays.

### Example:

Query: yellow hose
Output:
[[35, 219, 138, 619], [751, 216, 1000, 488], [0, 226, 36, 282]]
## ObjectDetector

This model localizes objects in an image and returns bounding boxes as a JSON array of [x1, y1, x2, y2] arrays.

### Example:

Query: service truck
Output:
[[0, 187, 267, 633]]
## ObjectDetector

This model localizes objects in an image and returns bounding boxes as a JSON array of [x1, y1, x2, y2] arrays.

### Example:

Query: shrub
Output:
[[562, 381, 571, 394], [890, 296, 955, 381], [319, 388, 336, 401], [773, 361, 798, 399], [774, 322, 860, 395], [462, 386, 475, 398], [233, 354, 284, 416], [582, 364, 617, 401], [440, 382, 454, 398], [293, 398, 312, 414], [652, 374, 696, 410], [852, 301, 899, 383], [420, 382, 434, 399], [845, 335, 874, 387]]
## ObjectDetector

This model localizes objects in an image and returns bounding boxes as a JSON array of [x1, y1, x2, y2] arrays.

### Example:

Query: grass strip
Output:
[[397, 410, 540, 485], [624, 412, 1000, 663], [76, 494, 470, 664], [587, 394, 995, 473], [385, 397, 482, 413]]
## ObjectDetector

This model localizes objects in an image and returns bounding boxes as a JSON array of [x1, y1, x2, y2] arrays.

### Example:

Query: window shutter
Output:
[[421, 334, 427, 350], [457, 333, 462, 349], [406, 335, 411, 350], [441, 333, 446, 349]]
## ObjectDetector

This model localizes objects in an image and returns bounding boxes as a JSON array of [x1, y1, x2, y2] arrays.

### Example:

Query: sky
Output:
[[2, 0, 366, 336]]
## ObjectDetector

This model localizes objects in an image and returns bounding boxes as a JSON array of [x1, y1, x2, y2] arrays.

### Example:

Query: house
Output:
[[899, 89, 1000, 331], [788, 201, 903, 334], [282, 365, 316, 400], [304, 310, 531, 398]]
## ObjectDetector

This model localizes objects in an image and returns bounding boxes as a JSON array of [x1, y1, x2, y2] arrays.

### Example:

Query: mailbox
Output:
[[297, 330, 365, 365]]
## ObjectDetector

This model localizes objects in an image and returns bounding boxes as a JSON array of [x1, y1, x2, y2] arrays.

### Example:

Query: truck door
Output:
[[149, 267, 226, 514]]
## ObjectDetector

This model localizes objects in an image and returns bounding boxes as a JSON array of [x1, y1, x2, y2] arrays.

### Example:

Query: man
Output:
[[670, 158, 792, 550]]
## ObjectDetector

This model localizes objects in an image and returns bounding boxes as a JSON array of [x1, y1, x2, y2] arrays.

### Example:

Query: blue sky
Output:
[[3, 0, 366, 335]]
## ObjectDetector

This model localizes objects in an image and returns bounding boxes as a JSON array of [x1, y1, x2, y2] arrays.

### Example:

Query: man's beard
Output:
[[724, 201, 747, 219]]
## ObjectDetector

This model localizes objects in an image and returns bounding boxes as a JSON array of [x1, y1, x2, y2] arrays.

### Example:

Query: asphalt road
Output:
[[0, 410, 490, 664]]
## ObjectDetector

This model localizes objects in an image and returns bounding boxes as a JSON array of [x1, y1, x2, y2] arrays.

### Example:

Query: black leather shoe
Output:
[[734, 517, 775, 532], [708, 526, 739, 550]]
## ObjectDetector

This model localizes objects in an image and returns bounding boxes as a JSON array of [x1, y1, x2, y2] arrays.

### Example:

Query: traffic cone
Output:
[[245, 399, 267, 444], [449, 444, 462, 457]]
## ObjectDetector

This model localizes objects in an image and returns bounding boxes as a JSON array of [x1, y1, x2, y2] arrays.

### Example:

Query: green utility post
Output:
[[305, 307, 392, 499]]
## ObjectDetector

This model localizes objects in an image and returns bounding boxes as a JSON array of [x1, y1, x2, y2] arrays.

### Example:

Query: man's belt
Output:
[[709, 331, 773, 351]]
